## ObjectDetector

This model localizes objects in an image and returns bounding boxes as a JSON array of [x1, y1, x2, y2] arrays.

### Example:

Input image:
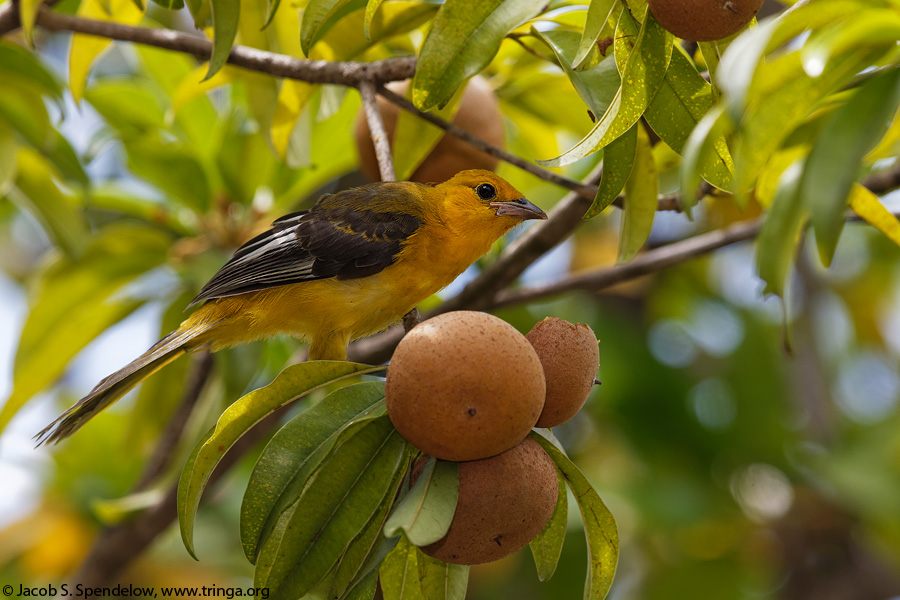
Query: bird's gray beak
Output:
[[490, 198, 548, 220]]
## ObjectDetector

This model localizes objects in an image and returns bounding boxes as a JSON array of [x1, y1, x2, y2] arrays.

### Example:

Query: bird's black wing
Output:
[[190, 189, 424, 305]]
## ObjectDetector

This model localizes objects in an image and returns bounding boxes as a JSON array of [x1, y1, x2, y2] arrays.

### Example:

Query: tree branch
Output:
[[359, 80, 395, 182], [31, 9, 417, 85], [493, 218, 762, 308]]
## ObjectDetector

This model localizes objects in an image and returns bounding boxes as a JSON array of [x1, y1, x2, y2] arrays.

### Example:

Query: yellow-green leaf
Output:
[[177, 360, 383, 558], [412, 0, 547, 111], [537, 8, 672, 168], [618, 125, 657, 263], [69, 0, 145, 104], [850, 184, 900, 249], [205, 0, 240, 80], [586, 122, 637, 219]]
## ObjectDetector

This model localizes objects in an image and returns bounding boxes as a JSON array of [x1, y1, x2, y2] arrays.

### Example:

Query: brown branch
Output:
[[493, 218, 762, 308], [0, 1, 18, 36], [31, 9, 417, 85], [359, 80, 395, 181]]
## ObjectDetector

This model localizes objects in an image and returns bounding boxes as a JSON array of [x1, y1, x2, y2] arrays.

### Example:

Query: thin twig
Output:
[[376, 85, 598, 199], [359, 80, 395, 181], [0, 1, 18, 36], [376, 85, 684, 212]]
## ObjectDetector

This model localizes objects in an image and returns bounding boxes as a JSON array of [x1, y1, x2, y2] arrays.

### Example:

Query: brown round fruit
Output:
[[354, 76, 504, 182], [414, 437, 558, 565], [385, 311, 545, 462], [527, 317, 600, 429], [648, 0, 764, 42]]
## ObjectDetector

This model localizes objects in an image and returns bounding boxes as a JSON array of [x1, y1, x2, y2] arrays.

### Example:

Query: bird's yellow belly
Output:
[[184, 264, 442, 359]]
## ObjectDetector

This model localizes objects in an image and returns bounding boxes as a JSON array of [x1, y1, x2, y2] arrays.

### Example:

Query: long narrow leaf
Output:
[[241, 381, 389, 562], [384, 457, 459, 547], [803, 67, 900, 265], [537, 7, 672, 168], [618, 125, 657, 264], [529, 467, 567, 581], [531, 431, 618, 600], [412, 0, 547, 111], [177, 361, 383, 557]]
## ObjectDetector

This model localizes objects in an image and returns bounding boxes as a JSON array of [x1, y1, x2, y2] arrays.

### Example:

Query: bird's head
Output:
[[436, 170, 547, 237]]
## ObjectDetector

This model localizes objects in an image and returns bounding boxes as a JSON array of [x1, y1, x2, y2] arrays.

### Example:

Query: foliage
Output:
[[3, 0, 900, 598]]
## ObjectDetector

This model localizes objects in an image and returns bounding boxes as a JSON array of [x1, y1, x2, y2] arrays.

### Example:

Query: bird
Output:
[[35, 170, 547, 445]]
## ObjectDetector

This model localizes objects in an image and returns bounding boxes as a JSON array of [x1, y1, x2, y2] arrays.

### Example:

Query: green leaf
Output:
[[643, 47, 733, 191], [0, 121, 16, 196], [679, 103, 732, 215], [618, 125, 657, 264], [0, 91, 87, 185], [586, 122, 637, 219], [10, 149, 89, 256], [345, 569, 379, 600], [0, 42, 64, 102], [733, 47, 889, 201], [380, 536, 423, 599], [364, 0, 387, 38], [572, 0, 617, 69], [384, 457, 459, 547], [0, 223, 170, 436], [85, 80, 167, 137], [150, 0, 184, 9], [418, 551, 469, 600], [186, 0, 212, 28], [533, 28, 621, 120], [300, 0, 367, 56], [803, 67, 900, 266], [801, 10, 900, 81], [321, 1, 439, 61], [240, 381, 389, 562], [412, 0, 547, 111], [205, 0, 240, 80], [537, 7, 673, 168], [328, 449, 409, 599], [756, 160, 806, 298], [255, 417, 407, 598], [717, 0, 867, 117], [177, 361, 383, 558], [531, 431, 618, 600], [123, 138, 212, 212], [529, 466, 567, 582]]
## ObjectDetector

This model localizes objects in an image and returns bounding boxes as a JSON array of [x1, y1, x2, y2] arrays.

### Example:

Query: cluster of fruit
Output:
[[384, 311, 600, 565]]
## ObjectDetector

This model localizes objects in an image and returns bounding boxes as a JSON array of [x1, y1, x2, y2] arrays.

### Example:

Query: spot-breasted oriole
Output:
[[36, 170, 547, 445]]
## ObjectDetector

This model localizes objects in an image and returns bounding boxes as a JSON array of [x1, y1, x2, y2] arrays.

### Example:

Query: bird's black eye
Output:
[[476, 183, 496, 200]]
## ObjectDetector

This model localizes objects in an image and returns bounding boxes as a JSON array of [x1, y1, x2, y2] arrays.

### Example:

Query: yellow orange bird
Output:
[[36, 170, 546, 445]]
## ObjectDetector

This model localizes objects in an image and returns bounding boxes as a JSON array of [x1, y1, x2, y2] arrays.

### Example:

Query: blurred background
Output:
[[3, 0, 900, 598]]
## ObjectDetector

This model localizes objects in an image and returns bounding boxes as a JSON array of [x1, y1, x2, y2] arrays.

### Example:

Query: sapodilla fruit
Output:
[[648, 0, 764, 42], [527, 317, 600, 428], [385, 311, 545, 462], [414, 437, 558, 565]]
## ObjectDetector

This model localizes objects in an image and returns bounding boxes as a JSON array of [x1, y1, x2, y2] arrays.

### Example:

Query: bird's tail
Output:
[[35, 324, 212, 446]]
